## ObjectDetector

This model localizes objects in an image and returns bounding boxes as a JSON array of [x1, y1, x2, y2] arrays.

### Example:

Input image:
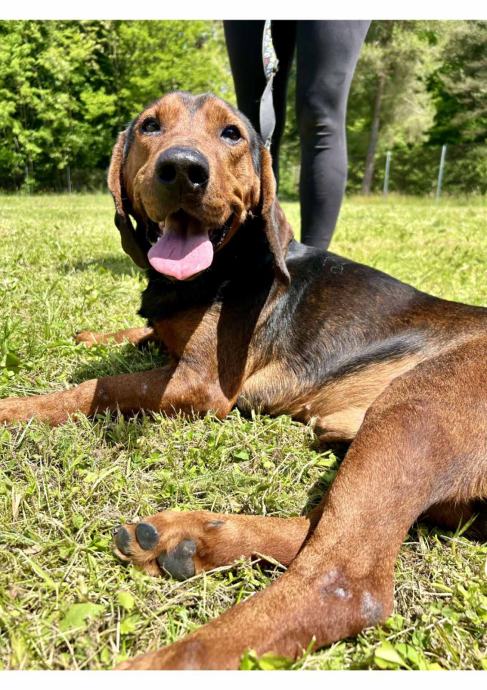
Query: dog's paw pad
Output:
[[114, 526, 132, 555], [157, 539, 197, 581], [135, 522, 159, 550]]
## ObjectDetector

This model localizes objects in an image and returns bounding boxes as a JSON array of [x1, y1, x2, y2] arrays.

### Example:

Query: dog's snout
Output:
[[156, 147, 209, 192]]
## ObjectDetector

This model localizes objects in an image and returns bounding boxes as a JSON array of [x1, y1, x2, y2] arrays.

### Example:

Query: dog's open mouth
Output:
[[148, 210, 234, 281]]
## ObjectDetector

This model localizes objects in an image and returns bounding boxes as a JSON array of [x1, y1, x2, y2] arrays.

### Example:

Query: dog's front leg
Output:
[[75, 326, 155, 348], [0, 364, 231, 425]]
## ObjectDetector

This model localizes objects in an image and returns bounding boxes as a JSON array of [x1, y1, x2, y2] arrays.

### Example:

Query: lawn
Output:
[[0, 193, 486, 670]]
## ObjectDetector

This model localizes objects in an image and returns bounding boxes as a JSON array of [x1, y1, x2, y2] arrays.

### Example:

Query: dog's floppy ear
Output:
[[259, 145, 292, 285], [107, 130, 150, 269]]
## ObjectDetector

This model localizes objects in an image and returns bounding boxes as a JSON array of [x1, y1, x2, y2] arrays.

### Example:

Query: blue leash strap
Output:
[[259, 20, 279, 150]]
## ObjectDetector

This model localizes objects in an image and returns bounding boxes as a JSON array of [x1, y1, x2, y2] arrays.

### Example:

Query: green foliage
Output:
[[359, 22, 440, 145], [0, 21, 113, 190], [429, 20, 487, 145], [117, 590, 135, 612], [0, 20, 231, 191], [59, 602, 105, 633], [112, 20, 232, 112]]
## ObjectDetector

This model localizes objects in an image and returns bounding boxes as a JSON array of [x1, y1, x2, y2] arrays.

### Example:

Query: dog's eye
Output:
[[221, 125, 242, 143], [140, 117, 161, 134]]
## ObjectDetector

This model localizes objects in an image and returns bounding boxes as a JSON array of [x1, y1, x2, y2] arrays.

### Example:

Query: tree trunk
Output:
[[361, 73, 385, 195]]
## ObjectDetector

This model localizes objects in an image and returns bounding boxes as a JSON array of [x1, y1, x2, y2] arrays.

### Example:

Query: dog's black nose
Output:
[[156, 147, 209, 193]]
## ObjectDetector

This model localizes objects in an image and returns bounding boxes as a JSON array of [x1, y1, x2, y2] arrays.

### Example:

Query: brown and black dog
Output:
[[1, 92, 486, 669]]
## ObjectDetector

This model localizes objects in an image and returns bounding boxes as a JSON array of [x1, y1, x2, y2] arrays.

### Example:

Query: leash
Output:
[[259, 20, 279, 150]]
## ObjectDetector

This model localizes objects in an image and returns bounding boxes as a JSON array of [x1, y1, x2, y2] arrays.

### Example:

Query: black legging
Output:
[[224, 20, 370, 249]]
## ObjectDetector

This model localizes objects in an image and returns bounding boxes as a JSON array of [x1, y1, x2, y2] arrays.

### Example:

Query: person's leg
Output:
[[223, 21, 266, 134], [223, 21, 296, 187], [296, 21, 370, 248]]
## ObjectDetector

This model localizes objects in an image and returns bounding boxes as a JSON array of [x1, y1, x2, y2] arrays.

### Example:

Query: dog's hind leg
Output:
[[117, 338, 487, 669], [75, 326, 155, 348]]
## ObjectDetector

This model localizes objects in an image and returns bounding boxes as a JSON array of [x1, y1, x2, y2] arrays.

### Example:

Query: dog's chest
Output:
[[153, 306, 219, 359]]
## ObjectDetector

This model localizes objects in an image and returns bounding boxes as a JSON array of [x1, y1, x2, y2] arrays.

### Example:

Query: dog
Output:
[[1, 92, 486, 669]]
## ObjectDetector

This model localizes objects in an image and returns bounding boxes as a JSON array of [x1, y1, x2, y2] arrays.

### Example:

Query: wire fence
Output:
[[358, 143, 486, 197], [7, 143, 487, 197], [21, 166, 108, 195], [281, 143, 487, 199]]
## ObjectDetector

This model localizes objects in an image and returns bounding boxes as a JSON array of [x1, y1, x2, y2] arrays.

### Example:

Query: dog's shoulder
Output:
[[283, 240, 429, 315]]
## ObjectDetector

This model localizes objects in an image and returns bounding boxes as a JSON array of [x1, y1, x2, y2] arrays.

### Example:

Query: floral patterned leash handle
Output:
[[259, 20, 279, 150]]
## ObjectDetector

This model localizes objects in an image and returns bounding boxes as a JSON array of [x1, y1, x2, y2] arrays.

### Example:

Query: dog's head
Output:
[[108, 92, 292, 283]]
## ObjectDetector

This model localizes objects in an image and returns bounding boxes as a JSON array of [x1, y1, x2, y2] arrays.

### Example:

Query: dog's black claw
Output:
[[135, 522, 159, 550], [157, 539, 197, 581], [114, 526, 131, 555]]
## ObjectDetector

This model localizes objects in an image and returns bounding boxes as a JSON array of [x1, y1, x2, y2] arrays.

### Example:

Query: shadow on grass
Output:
[[301, 444, 348, 516], [89, 408, 154, 449], [68, 342, 170, 447], [62, 255, 144, 278], [69, 342, 359, 523], [70, 340, 168, 384]]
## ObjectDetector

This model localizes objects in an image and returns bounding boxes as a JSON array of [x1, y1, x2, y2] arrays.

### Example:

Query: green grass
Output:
[[0, 193, 486, 670]]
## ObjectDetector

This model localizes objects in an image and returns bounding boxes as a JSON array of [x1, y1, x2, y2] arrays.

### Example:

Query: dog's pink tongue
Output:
[[148, 215, 213, 280]]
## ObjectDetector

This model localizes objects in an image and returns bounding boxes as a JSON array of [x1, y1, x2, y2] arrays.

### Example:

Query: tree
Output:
[[110, 20, 232, 116], [0, 20, 231, 191], [428, 20, 487, 145], [352, 21, 441, 194]]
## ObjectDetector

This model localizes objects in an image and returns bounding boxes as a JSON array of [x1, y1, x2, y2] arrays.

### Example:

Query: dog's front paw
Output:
[[74, 330, 99, 347], [112, 510, 230, 579]]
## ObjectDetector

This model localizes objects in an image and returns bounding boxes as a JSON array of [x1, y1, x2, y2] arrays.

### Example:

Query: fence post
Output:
[[66, 164, 72, 194], [383, 150, 392, 196], [294, 164, 300, 186], [24, 162, 33, 194], [436, 144, 447, 200]]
